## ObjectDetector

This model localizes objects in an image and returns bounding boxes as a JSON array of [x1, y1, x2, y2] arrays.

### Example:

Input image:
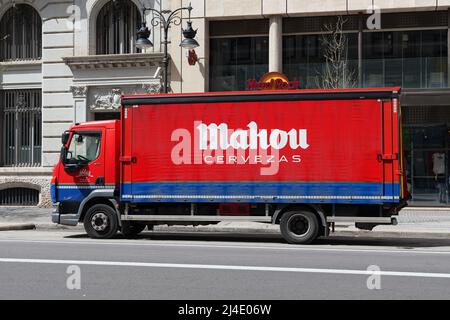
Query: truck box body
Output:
[[120, 88, 404, 205]]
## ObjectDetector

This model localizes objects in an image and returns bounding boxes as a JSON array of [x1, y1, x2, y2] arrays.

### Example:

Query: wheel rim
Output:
[[91, 212, 109, 232], [287, 214, 310, 237]]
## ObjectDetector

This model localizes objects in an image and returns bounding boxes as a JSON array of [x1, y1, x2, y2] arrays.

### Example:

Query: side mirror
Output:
[[60, 146, 84, 173], [60, 146, 66, 164], [61, 131, 70, 145], [64, 163, 84, 173]]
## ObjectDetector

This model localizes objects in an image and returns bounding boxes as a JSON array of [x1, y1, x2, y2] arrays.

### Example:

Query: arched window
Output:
[[0, 187, 39, 206], [0, 4, 42, 61], [96, 0, 141, 55]]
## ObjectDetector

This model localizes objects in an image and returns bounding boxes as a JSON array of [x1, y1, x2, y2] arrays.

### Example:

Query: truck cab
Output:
[[51, 120, 120, 228]]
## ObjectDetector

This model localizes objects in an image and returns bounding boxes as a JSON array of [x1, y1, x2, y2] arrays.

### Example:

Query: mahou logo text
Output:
[[171, 121, 310, 176]]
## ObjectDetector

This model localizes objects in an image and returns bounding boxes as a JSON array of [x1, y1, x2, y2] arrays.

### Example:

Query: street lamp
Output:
[[136, 3, 199, 93]]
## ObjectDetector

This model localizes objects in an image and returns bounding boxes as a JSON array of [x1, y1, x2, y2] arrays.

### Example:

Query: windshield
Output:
[[65, 132, 101, 164]]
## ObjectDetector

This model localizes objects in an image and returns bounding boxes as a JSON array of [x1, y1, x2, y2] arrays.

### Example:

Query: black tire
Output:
[[121, 222, 146, 238], [280, 210, 320, 244], [83, 204, 119, 239], [355, 223, 377, 231]]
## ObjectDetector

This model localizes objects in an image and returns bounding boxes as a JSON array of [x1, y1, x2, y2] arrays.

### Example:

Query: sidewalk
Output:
[[0, 206, 450, 237], [0, 207, 69, 231]]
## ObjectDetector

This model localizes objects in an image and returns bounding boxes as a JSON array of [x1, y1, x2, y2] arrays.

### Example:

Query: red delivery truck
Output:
[[51, 87, 408, 244]]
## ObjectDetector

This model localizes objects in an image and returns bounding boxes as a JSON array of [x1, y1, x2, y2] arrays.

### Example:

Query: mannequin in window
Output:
[[432, 152, 446, 203]]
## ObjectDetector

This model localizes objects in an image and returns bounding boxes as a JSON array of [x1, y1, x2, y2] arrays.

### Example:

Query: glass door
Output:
[[405, 125, 450, 206]]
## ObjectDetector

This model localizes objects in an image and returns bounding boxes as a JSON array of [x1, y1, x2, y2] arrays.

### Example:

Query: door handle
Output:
[[377, 153, 398, 161], [120, 156, 136, 163], [95, 177, 105, 186]]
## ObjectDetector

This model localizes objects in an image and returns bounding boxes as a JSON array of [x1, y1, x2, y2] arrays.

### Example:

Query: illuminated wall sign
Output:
[[246, 72, 299, 90]]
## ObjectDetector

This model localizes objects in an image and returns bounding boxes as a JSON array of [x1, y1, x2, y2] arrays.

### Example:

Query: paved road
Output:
[[0, 230, 449, 299]]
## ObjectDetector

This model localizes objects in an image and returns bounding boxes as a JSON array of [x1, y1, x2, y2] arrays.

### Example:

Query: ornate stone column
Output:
[[70, 86, 88, 123], [269, 16, 283, 73]]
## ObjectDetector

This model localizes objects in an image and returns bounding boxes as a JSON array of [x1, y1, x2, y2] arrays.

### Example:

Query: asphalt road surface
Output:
[[0, 229, 449, 300]]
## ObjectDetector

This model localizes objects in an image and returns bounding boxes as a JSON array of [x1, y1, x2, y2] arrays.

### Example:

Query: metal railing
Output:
[[0, 89, 42, 167]]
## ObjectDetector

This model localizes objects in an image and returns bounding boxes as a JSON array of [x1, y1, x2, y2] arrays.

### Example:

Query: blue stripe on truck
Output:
[[53, 184, 115, 203], [120, 181, 400, 204]]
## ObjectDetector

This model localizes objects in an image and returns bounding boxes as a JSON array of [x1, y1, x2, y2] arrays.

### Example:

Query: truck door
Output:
[[65, 129, 106, 187], [380, 99, 399, 202], [120, 105, 134, 201]]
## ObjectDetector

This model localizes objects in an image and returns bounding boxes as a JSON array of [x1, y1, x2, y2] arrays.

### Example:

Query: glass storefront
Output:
[[283, 33, 359, 89], [363, 30, 448, 88], [279, 29, 448, 90], [209, 36, 269, 91], [207, 16, 450, 207], [403, 106, 450, 206], [209, 15, 448, 91]]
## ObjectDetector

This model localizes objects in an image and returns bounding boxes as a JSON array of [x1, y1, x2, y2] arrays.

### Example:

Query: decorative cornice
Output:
[[0, 59, 42, 67], [143, 82, 162, 94], [0, 59, 42, 72], [63, 53, 165, 71]]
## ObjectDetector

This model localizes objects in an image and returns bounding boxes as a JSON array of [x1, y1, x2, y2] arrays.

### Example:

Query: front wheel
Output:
[[280, 210, 319, 244], [84, 204, 119, 239]]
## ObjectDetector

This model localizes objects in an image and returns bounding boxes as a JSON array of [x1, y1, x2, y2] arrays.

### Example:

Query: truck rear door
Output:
[[380, 98, 400, 202], [120, 105, 134, 201]]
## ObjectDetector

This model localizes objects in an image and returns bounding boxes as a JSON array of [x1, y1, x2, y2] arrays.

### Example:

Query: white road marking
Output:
[[0, 238, 449, 255], [1, 258, 450, 279]]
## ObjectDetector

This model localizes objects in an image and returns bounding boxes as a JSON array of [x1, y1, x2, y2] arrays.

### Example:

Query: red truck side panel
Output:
[[120, 94, 401, 204]]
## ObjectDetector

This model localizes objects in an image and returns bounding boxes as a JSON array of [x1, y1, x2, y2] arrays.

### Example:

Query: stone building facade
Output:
[[2, 0, 450, 207], [0, 0, 166, 207]]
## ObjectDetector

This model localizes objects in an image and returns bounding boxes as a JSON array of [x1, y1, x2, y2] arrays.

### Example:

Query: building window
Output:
[[210, 37, 269, 91], [0, 187, 39, 206], [0, 90, 42, 167], [279, 13, 449, 90], [363, 30, 448, 88], [283, 33, 358, 89], [96, 0, 141, 55], [0, 4, 42, 61]]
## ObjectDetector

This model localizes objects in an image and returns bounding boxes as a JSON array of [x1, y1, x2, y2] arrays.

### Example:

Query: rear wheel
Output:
[[121, 222, 146, 238], [280, 210, 319, 244], [83, 204, 119, 239]]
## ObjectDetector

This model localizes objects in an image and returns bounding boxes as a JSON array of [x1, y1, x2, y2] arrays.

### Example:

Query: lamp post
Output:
[[136, 3, 199, 93]]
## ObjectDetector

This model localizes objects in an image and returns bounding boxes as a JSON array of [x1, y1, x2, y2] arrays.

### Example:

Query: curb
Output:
[[334, 230, 450, 239], [402, 207, 450, 212], [31, 223, 450, 239], [35, 223, 83, 231], [0, 224, 36, 231]]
